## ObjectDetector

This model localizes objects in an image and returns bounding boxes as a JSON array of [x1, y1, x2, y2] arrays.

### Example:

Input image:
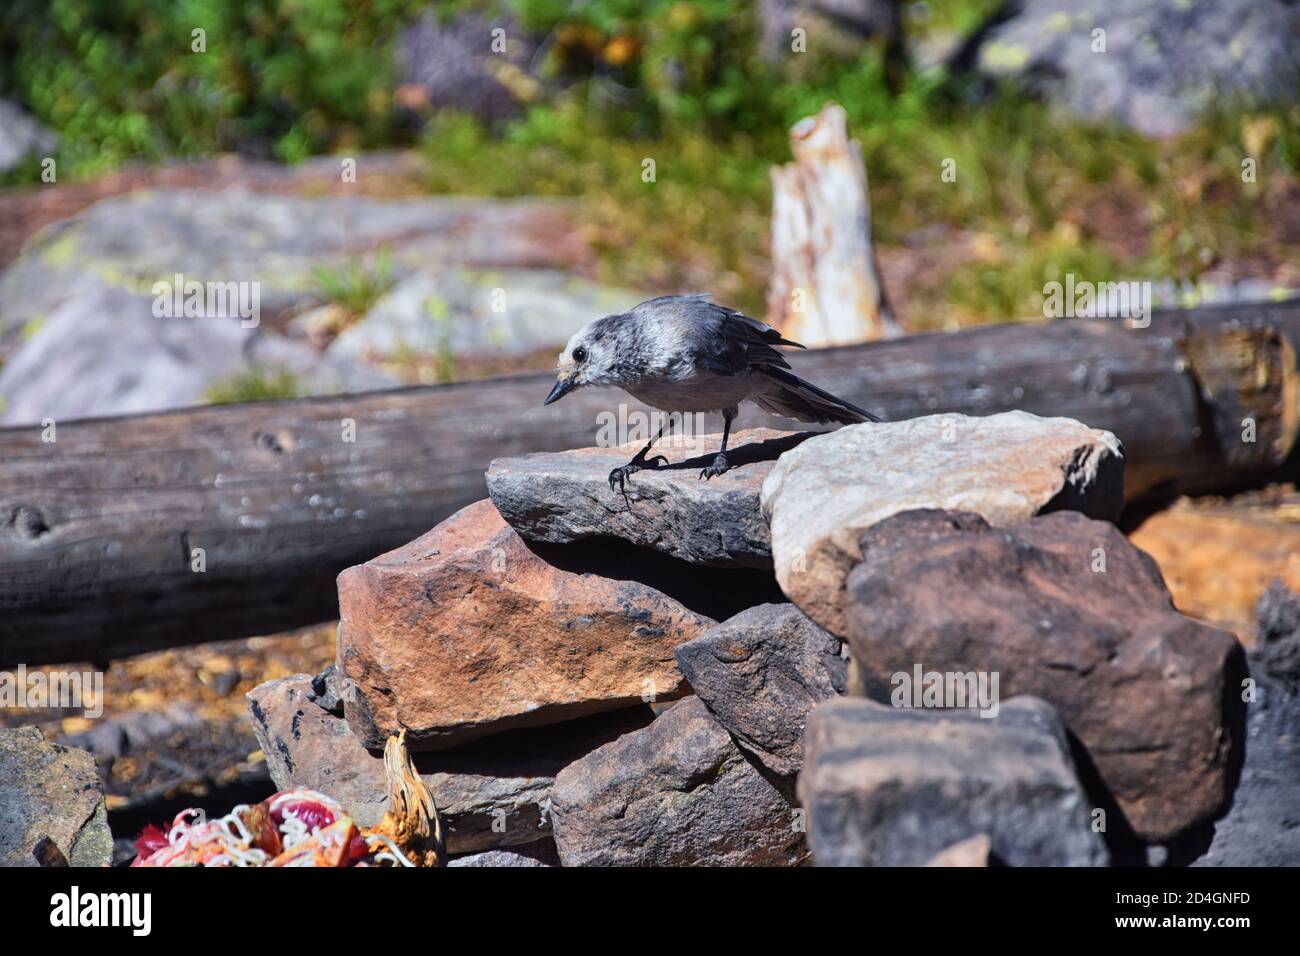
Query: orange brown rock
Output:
[[337, 499, 720, 750], [1129, 487, 1300, 644]]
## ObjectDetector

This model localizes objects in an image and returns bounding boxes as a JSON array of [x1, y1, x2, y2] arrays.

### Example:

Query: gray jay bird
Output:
[[544, 293, 880, 492]]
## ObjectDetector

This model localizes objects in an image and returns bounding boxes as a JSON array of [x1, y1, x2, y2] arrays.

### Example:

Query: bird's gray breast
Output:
[[626, 370, 758, 413]]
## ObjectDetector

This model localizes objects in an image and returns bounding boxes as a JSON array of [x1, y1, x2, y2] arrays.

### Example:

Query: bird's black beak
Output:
[[544, 376, 576, 406]]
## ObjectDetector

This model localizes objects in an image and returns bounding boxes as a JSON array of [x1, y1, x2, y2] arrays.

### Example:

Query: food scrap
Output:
[[132, 730, 443, 867]]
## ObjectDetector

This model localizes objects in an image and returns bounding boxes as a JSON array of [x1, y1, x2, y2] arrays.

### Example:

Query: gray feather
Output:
[[753, 366, 878, 425]]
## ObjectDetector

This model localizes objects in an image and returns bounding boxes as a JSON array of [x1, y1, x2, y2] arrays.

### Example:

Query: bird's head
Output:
[[544, 318, 623, 405]]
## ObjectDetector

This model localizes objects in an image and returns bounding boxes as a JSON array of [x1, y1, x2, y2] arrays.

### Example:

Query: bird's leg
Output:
[[609, 417, 672, 494], [699, 410, 734, 480]]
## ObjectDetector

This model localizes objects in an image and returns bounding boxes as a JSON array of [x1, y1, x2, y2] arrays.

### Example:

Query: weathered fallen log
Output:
[[1, 300, 1297, 666]]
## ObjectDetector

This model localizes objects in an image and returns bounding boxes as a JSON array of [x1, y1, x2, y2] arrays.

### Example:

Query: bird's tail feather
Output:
[[753, 366, 880, 425]]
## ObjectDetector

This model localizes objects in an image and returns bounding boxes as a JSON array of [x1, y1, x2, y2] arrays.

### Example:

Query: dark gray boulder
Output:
[[798, 696, 1110, 866], [396, 10, 538, 121], [550, 697, 808, 866], [674, 602, 846, 776], [1196, 581, 1300, 866], [844, 508, 1247, 845]]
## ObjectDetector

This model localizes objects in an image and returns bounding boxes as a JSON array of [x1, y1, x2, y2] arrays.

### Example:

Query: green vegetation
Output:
[[204, 365, 300, 404], [312, 249, 396, 318], [421, 78, 1297, 325], [417, 2, 1298, 325], [0, 0, 422, 174], [3, 0, 1296, 325]]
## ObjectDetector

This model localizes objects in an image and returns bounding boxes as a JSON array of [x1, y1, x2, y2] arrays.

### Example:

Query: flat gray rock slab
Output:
[[674, 602, 846, 777], [328, 267, 641, 363], [0, 285, 395, 425], [798, 696, 1110, 867], [0, 186, 636, 422], [487, 427, 812, 568], [0, 726, 112, 867]]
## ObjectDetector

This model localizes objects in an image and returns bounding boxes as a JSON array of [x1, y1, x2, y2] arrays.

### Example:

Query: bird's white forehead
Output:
[[560, 320, 600, 356], [556, 326, 588, 371]]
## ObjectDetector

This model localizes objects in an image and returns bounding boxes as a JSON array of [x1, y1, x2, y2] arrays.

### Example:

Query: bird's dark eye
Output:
[[573, 346, 588, 363]]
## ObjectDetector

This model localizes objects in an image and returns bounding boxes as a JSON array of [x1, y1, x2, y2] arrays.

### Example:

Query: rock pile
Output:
[[249, 411, 1252, 865]]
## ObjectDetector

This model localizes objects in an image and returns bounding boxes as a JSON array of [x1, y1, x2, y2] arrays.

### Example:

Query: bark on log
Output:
[[767, 102, 900, 345], [1, 300, 1297, 666]]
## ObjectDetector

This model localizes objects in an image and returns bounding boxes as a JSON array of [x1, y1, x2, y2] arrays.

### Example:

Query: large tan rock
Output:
[[760, 411, 1124, 635], [337, 499, 728, 750]]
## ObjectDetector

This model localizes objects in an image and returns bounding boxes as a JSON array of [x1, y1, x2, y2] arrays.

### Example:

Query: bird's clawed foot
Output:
[[608, 451, 669, 494], [699, 453, 729, 481]]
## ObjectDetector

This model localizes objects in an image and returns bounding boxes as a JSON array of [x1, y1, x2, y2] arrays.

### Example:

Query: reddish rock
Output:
[[844, 509, 1248, 844], [338, 499, 770, 749]]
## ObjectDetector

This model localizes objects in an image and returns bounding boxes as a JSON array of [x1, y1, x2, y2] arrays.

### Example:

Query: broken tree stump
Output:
[[767, 102, 899, 346]]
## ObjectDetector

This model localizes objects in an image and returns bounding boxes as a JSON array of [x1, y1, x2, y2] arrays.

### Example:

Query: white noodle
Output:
[[269, 790, 340, 814], [280, 811, 311, 849], [365, 833, 415, 867]]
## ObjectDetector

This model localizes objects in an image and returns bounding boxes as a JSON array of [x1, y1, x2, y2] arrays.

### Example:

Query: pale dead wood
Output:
[[767, 102, 899, 345]]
